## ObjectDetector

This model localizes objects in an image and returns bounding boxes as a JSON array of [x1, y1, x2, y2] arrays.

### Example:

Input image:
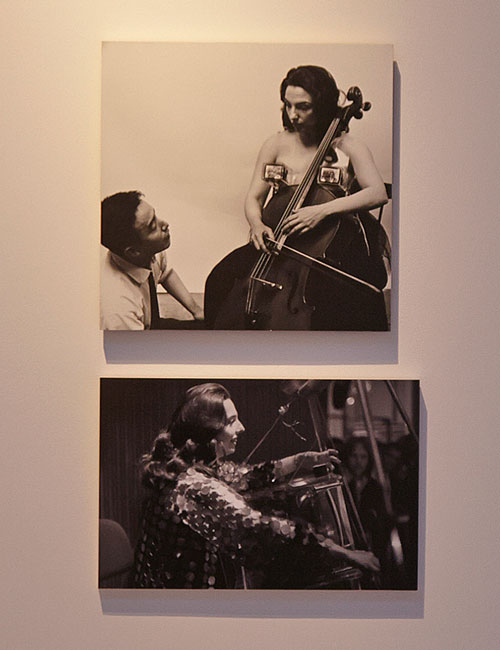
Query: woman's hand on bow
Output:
[[249, 222, 274, 251]]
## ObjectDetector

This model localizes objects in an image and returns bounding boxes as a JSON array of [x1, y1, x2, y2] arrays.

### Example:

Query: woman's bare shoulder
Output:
[[263, 130, 288, 149], [336, 132, 371, 158], [256, 131, 288, 161]]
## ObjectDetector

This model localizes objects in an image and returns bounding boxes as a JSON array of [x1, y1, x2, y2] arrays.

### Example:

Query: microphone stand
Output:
[[243, 381, 313, 464]]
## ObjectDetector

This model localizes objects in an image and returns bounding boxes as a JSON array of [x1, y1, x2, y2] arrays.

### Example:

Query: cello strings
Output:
[[246, 111, 345, 314], [247, 87, 368, 317], [246, 122, 338, 315], [259, 117, 338, 262]]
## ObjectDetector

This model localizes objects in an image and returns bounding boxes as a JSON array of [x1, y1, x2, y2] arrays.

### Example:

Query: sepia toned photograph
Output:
[[100, 43, 393, 331], [100, 378, 418, 590]]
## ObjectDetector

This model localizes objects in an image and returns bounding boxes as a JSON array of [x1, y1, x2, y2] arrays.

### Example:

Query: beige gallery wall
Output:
[[2, 1, 499, 649]]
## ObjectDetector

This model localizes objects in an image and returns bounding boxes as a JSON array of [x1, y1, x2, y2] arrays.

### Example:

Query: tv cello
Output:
[[204, 86, 388, 330]]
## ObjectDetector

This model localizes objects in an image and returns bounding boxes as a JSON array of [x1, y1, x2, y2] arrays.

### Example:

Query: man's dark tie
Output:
[[148, 272, 160, 329]]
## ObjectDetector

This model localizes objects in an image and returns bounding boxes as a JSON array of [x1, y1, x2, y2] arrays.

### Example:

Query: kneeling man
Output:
[[100, 191, 203, 330]]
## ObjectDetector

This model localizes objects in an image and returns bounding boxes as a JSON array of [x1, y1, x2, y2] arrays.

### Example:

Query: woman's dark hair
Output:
[[343, 436, 375, 477], [141, 383, 231, 487], [280, 65, 341, 141]]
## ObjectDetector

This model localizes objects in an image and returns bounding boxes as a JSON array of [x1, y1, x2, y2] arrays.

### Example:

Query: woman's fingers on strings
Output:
[[283, 212, 311, 235], [286, 222, 307, 236]]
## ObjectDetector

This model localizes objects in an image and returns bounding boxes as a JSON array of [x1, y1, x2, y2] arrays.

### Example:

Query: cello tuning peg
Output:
[[363, 102, 372, 111]]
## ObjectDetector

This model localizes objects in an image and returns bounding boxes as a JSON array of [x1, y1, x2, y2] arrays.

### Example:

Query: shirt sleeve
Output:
[[176, 468, 295, 543], [100, 296, 145, 330], [174, 469, 340, 584], [100, 312, 144, 330], [215, 460, 277, 493]]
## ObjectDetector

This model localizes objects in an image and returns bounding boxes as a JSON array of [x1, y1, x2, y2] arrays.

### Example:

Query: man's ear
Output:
[[123, 245, 141, 262]]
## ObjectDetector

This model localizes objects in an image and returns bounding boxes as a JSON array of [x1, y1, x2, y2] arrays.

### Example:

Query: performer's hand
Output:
[[295, 449, 340, 473], [282, 204, 328, 236], [249, 222, 274, 251], [191, 306, 204, 321], [345, 549, 381, 573]]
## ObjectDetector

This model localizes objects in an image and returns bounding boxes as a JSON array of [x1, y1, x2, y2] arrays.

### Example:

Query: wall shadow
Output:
[[103, 329, 397, 365], [100, 587, 423, 618]]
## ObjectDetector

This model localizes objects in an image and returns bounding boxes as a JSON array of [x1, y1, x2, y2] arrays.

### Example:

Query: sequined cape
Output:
[[133, 460, 342, 589]]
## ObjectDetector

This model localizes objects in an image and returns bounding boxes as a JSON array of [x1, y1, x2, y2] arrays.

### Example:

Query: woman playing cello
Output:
[[205, 65, 391, 330]]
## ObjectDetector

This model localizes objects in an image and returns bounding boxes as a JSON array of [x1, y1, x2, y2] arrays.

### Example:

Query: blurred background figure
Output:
[[343, 437, 390, 581]]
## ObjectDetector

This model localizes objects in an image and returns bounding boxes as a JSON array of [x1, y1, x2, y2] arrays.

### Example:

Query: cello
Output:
[[204, 86, 388, 330]]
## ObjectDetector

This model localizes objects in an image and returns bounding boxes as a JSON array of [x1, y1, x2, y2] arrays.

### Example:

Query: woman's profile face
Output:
[[215, 399, 245, 458], [347, 442, 370, 478], [284, 86, 316, 133]]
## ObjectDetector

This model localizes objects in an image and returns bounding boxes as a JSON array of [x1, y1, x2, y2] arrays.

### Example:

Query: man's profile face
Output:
[[132, 200, 171, 259]]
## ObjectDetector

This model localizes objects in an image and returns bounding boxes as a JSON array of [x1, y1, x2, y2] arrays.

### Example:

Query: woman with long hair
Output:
[[133, 383, 380, 588], [244, 65, 390, 329]]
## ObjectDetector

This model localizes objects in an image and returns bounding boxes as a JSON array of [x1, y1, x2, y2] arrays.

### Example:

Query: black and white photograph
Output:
[[100, 378, 418, 590], [100, 43, 393, 331]]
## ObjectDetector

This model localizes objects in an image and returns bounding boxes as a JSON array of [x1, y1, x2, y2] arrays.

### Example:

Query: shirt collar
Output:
[[110, 252, 152, 284]]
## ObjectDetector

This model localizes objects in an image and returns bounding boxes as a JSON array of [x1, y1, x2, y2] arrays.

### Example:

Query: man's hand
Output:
[[191, 305, 204, 321]]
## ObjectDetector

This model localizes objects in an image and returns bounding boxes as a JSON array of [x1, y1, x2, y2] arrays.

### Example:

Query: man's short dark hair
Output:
[[101, 190, 143, 256]]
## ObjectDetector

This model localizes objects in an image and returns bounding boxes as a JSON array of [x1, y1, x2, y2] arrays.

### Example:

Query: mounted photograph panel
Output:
[[99, 378, 418, 591], [101, 43, 393, 331]]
